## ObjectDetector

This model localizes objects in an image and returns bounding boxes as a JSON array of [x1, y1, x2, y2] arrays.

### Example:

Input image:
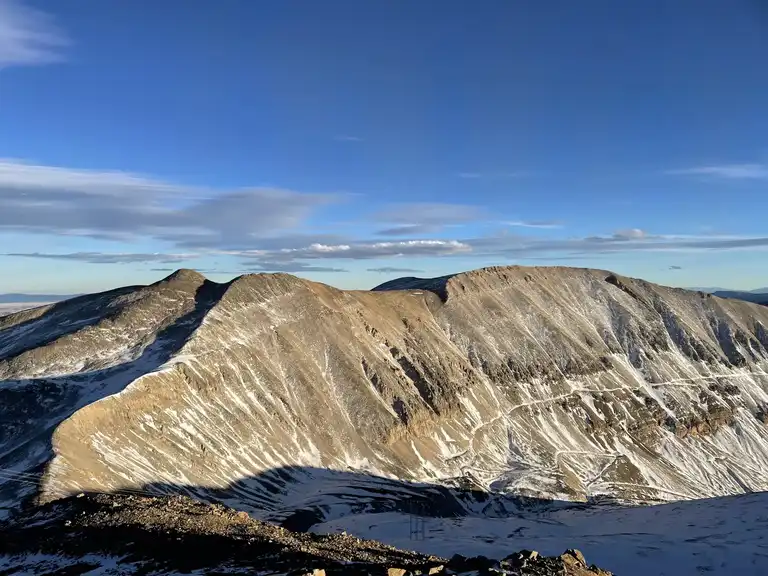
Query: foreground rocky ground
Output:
[[0, 493, 611, 575]]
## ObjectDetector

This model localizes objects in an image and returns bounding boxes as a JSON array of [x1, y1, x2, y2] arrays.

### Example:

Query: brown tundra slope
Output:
[[1, 266, 768, 521]]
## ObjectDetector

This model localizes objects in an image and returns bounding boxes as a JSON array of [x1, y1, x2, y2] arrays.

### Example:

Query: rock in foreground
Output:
[[0, 493, 610, 575]]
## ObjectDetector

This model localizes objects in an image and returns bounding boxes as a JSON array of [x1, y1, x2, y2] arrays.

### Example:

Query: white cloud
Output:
[[668, 163, 768, 180], [334, 135, 363, 142], [0, 0, 68, 69], [237, 240, 471, 264]]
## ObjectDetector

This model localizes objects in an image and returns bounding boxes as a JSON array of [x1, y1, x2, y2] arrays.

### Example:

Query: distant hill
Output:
[[688, 286, 731, 293], [0, 293, 76, 304], [711, 290, 768, 306], [689, 287, 768, 294], [685, 286, 768, 307]]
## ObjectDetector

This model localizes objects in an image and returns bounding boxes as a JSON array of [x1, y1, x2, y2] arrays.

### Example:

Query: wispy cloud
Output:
[[0, 159, 337, 249], [373, 203, 486, 236], [0, 0, 68, 69], [375, 224, 441, 236], [4, 252, 197, 264], [669, 265, 683, 270], [374, 203, 486, 225], [236, 240, 470, 268], [334, 135, 363, 142], [477, 230, 768, 260], [611, 228, 648, 240], [505, 220, 563, 229], [194, 227, 768, 272], [5, 160, 768, 276], [247, 261, 348, 273], [667, 163, 768, 180], [367, 267, 424, 274]]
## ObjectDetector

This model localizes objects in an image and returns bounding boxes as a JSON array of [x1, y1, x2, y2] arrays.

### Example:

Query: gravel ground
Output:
[[0, 493, 612, 575]]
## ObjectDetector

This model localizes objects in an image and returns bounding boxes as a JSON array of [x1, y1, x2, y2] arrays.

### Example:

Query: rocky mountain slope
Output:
[[1, 266, 768, 526], [0, 492, 610, 575]]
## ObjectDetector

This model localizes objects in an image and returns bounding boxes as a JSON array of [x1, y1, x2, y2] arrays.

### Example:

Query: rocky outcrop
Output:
[[1, 266, 768, 521], [0, 492, 611, 575]]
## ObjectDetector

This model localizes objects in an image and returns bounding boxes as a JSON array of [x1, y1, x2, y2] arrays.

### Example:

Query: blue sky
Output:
[[1, 0, 767, 294]]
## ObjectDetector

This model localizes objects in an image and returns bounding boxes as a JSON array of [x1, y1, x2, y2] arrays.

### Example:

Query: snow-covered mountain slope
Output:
[[313, 491, 768, 576], [2, 266, 768, 520]]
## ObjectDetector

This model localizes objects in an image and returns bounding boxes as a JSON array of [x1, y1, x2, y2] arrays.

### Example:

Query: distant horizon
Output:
[[2, 1, 767, 292]]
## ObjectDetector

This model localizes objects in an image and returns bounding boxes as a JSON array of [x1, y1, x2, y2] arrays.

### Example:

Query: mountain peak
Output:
[[160, 268, 207, 284]]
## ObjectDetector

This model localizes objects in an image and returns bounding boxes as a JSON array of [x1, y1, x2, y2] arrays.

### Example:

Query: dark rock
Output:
[[446, 554, 495, 572]]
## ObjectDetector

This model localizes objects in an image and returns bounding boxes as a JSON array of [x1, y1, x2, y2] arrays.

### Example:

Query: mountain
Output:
[[2, 265, 768, 573], [1, 265, 768, 516], [687, 286, 730, 293], [711, 290, 768, 306], [687, 287, 768, 295]]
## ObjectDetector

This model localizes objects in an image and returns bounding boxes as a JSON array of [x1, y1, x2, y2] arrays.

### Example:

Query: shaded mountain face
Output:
[[711, 290, 768, 306], [1, 266, 768, 522]]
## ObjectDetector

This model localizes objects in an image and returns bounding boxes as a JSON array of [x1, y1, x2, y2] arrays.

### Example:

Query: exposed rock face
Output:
[[2, 266, 768, 521]]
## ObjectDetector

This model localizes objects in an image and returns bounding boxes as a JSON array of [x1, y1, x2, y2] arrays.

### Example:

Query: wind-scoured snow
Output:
[[313, 491, 768, 576]]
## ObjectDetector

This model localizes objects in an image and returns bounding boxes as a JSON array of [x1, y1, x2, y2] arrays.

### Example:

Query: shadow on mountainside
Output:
[[0, 489, 618, 575], [4, 468, 767, 575], [111, 465, 602, 533], [0, 279, 228, 515], [1, 465, 600, 571]]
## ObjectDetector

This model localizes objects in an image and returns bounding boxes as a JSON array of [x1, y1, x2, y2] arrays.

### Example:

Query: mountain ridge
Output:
[[2, 265, 768, 523]]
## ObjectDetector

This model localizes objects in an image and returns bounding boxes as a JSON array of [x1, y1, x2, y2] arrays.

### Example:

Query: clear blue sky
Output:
[[1, 0, 767, 294]]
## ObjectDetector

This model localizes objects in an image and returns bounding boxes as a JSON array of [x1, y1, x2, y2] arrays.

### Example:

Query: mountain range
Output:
[[1, 265, 768, 574]]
